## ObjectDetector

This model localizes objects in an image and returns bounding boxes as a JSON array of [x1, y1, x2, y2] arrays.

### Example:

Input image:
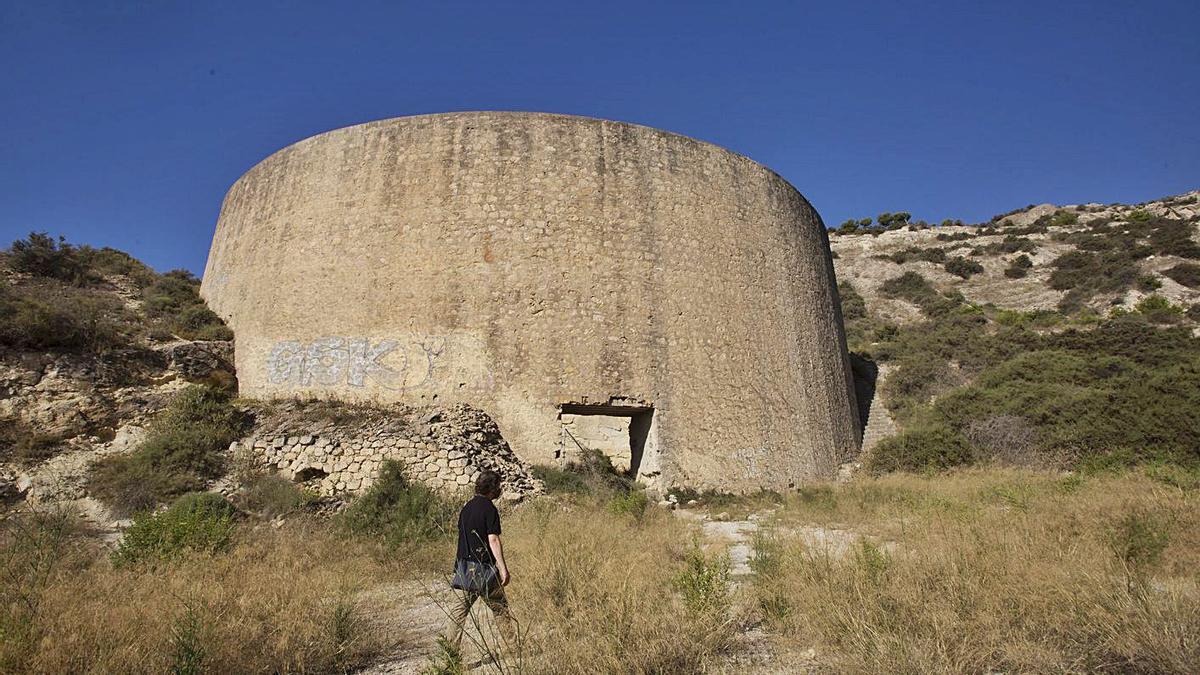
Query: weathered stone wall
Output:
[[234, 402, 541, 498], [202, 111, 859, 492]]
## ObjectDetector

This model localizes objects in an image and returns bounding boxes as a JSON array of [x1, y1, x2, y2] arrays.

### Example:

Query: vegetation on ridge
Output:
[[1, 231, 231, 351]]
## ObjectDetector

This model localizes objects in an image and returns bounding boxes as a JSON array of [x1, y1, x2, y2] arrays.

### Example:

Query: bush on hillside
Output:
[[906, 324, 1200, 470], [0, 278, 136, 352], [1003, 254, 1033, 278], [111, 492, 238, 567], [1134, 295, 1184, 324], [89, 386, 247, 515], [5, 233, 233, 344], [143, 270, 233, 341], [935, 231, 974, 242], [837, 281, 867, 320], [878, 271, 964, 318], [8, 233, 90, 284], [878, 247, 947, 265], [336, 460, 456, 545], [1163, 262, 1200, 289], [867, 423, 972, 473], [235, 473, 319, 518], [975, 236, 1038, 256], [944, 256, 984, 279]]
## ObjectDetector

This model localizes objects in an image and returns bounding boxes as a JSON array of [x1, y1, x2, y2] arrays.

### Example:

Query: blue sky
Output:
[[2, 0, 1198, 274]]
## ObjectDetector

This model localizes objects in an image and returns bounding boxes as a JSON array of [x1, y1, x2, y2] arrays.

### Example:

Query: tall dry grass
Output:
[[1, 514, 404, 674], [753, 469, 1200, 673], [454, 496, 739, 674]]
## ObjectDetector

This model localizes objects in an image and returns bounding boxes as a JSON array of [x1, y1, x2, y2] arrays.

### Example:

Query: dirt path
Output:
[[354, 577, 510, 674]]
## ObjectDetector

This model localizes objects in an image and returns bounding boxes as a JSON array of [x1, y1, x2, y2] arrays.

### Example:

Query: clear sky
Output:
[[2, 1, 1198, 275]]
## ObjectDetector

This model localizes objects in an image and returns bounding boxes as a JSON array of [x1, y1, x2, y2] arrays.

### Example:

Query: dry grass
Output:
[[1, 514, 405, 674], [6, 467, 1195, 673], [455, 496, 739, 674], [753, 469, 1200, 673]]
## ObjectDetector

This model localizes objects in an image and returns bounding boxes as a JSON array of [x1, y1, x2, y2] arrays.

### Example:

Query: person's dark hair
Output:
[[475, 470, 502, 497]]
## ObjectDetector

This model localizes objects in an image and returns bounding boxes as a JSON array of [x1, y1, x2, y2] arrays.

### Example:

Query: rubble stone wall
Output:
[[234, 402, 541, 498]]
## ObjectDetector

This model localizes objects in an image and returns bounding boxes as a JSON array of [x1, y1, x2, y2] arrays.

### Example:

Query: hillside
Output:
[[830, 190, 1200, 473], [831, 191, 1200, 325]]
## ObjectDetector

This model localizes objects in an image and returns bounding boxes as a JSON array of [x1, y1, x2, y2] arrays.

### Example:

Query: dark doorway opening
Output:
[[559, 403, 654, 479]]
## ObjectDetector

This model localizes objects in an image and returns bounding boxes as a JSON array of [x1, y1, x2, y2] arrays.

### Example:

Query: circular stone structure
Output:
[[201, 112, 859, 492]]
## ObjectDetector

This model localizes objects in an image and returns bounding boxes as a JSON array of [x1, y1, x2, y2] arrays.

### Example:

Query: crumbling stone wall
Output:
[[234, 402, 541, 498], [202, 111, 860, 493]]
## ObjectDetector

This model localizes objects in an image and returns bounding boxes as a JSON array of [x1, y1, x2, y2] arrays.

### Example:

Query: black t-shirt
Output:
[[456, 495, 501, 564]]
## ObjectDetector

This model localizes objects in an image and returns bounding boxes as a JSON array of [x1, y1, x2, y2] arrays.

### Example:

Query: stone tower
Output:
[[201, 112, 859, 492]]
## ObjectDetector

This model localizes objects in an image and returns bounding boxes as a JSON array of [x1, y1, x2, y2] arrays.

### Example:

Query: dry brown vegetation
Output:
[[1, 513, 405, 673], [753, 469, 1200, 673], [4, 467, 1197, 673], [491, 498, 737, 674]]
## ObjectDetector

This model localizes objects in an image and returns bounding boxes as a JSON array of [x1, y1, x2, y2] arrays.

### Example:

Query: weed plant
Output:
[[89, 386, 248, 515]]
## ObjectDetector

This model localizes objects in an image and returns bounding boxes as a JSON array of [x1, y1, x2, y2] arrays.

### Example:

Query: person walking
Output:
[[445, 470, 514, 653]]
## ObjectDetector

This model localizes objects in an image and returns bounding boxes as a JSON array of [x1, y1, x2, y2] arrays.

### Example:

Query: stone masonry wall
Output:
[[202, 111, 860, 493], [232, 401, 541, 499]]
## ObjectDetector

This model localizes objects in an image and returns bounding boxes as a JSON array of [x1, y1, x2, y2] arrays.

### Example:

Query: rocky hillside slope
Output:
[[831, 190, 1200, 327], [830, 189, 1200, 472], [0, 233, 541, 526]]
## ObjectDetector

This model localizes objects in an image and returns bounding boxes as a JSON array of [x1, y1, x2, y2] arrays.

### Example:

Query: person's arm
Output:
[[488, 534, 510, 586]]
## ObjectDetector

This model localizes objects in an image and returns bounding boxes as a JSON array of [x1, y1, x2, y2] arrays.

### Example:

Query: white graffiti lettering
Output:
[[268, 337, 400, 387]]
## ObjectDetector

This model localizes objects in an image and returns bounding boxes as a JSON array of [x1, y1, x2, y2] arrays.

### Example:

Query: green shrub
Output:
[[878, 272, 960, 317], [977, 236, 1037, 255], [1137, 275, 1162, 291], [944, 256, 984, 279], [607, 488, 649, 520], [336, 460, 456, 545], [236, 473, 318, 518], [1164, 263, 1200, 288], [168, 600, 210, 675], [837, 281, 867, 320], [0, 278, 135, 352], [1049, 210, 1079, 227], [1049, 250, 1140, 311], [530, 448, 633, 497], [1109, 510, 1170, 591], [141, 271, 232, 341], [89, 386, 246, 515], [1147, 218, 1200, 258], [868, 423, 973, 473], [76, 246, 159, 287], [111, 492, 238, 566], [1003, 254, 1033, 278], [7, 233, 89, 285], [879, 246, 947, 265], [935, 231, 973, 242], [880, 354, 956, 421], [672, 544, 730, 614], [1135, 295, 1184, 324]]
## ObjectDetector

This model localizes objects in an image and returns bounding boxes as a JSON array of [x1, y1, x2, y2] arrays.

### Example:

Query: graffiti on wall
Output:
[[266, 335, 493, 392]]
